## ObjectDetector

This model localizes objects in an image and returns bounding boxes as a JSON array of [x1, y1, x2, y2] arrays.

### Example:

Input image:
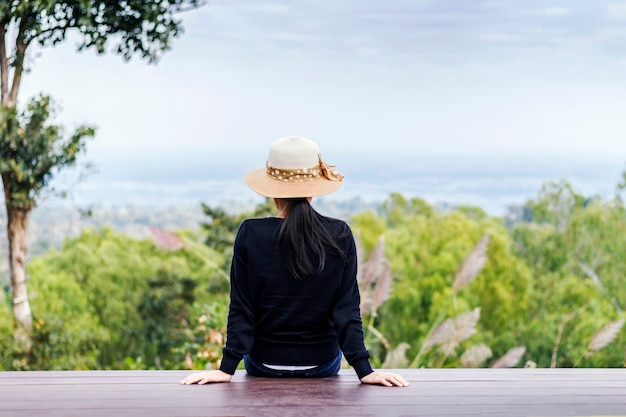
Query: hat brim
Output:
[[244, 168, 342, 198]]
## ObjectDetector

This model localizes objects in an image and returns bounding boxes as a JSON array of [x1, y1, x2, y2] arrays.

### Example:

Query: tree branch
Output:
[[27, 22, 77, 45], [0, 16, 10, 104], [9, 15, 29, 105]]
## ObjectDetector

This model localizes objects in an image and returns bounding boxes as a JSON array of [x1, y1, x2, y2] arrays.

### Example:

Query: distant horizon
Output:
[[43, 150, 625, 218], [76, 147, 626, 181]]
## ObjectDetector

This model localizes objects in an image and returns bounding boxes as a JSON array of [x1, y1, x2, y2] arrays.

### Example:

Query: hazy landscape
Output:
[[1, 150, 622, 272], [45, 150, 625, 213]]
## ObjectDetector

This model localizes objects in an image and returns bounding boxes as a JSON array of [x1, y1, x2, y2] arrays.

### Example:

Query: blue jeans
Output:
[[244, 353, 342, 378]]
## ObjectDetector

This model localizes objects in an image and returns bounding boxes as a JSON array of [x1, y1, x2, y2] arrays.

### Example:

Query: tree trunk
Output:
[[4, 199, 33, 348]]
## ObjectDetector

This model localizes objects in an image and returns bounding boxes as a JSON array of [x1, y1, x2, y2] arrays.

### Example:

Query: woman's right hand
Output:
[[180, 370, 233, 385], [360, 371, 410, 387]]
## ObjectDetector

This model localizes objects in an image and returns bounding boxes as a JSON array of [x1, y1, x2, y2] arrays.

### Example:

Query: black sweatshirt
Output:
[[219, 216, 374, 379]]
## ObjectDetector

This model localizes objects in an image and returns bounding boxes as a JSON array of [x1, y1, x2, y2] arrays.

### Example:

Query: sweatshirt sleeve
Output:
[[219, 222, 256, 375], [331, 231, 374, 379]]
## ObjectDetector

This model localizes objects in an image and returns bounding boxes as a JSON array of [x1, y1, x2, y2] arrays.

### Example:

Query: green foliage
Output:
[[525, 180, 587, 229], [378, 193, 433, 227], [3, 170, 626, 371], [177, 302, 229, 370], [0, 0, 207, 64], [201, 205, 244, 254], [0, 272, 108, 370], [352, 195, 532, 368], [512, 180, 626, 367], [350, 180, 626, 369], [351, 210, 386, 253], [201, 198, 275, 260], [18, 227, 228, 369], [137, 271, 197, 369], [0, 95, 95, 209]]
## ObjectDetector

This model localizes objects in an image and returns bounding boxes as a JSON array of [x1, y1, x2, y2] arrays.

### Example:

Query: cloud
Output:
[[257, 3, 291, 14], [607, 2, 626, 20], [184, 0, 625, 76], [13, 0, 626, 189], [545, 7, 568, 16]]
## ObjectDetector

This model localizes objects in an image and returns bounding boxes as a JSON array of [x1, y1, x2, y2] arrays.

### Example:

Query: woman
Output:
[[181, 136, 408, 387]]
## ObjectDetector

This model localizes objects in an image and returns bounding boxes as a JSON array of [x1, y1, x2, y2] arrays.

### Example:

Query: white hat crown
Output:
[[267, 136, 320, 170]]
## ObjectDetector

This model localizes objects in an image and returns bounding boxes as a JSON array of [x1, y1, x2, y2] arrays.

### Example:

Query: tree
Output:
[[0, 0, 207, 345], [0, 96, 94, 346], [201, 198, 275, 264], [2, 227, 228, 370], [511, 180, 625, 367], [137, 271, 197, 369], [352, 194, 533, 368]]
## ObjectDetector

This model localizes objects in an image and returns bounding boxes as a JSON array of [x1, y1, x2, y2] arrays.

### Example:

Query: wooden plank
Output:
[[3, 404, 626, 417], [2, 385, 626, 399], [3, 368, 626, 382], [1, 369, 626, 417]]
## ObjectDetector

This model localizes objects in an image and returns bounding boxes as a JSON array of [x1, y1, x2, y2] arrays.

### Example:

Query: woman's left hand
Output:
[[360, 371, 410, 387], [180, 370, 233, 385]]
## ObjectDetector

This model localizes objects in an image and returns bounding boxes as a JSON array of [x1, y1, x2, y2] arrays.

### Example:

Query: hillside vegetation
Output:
[[1, 178, 625, 370]]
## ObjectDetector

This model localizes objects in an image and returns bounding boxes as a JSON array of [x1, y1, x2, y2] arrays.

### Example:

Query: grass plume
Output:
[[357, 235, 391, 316], [382, 342, 410, 368], [490, 346, 526, 368], [461, 343, 493, 368], [421, 307, 481, 368], [355, 234, 395, 361], [372, 262, 392, 313], [452, 233, 490, 292], [587, 319, 624, 352]]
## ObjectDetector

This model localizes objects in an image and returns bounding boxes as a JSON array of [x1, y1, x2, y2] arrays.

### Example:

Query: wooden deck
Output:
[[1, 369, 625, 417]]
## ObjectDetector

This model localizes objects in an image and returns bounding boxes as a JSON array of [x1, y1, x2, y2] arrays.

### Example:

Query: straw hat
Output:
[[244, 136, 344, 198]]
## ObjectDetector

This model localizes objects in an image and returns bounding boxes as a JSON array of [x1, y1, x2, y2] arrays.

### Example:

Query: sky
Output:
[[12, 0, 626, 211]]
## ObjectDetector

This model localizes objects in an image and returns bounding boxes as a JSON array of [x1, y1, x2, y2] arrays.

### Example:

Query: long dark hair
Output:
[[277, 198, 348, 280]]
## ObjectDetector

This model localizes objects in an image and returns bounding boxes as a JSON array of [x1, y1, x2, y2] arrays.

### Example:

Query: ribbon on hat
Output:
[[318, 154, 344, 182], [265, 154, 343, 183]]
